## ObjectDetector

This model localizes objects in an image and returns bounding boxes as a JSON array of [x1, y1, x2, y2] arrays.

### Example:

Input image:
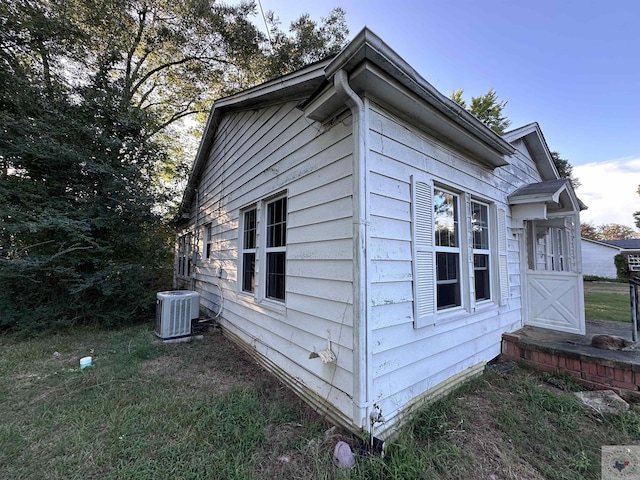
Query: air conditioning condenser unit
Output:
[[155, 290, 200, 340]]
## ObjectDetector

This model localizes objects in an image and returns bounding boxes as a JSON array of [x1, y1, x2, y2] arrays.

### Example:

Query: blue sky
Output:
[[254, 0, 640, 228]]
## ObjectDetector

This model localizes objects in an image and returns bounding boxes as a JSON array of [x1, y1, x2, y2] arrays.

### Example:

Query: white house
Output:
[[581, 238, 619, 278], [175, 28, 585, 439]]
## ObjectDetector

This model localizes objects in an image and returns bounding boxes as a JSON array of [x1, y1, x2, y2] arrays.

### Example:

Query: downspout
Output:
[[333, 70, 371, 434]]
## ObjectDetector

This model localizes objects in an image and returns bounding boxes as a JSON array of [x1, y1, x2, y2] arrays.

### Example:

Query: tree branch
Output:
[[124, 6, 149, 103], [130, 55, 232, 99]]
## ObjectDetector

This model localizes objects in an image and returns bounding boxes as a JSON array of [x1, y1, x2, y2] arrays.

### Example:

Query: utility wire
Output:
[[257, 0, 273, 52]]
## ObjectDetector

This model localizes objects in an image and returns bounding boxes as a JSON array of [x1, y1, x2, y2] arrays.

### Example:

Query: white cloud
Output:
[[574, 158, 640, 229]]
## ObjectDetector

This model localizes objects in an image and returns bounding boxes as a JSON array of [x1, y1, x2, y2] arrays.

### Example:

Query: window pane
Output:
[[436, 252, 458, 281], [242, 253, 255, 293], [474, 254, 490, 301], [267, 198, 287, 248], [436, 252, 460, 309], [434, 190, 458, 247], [471, 202, 489, 250], [266, 252, 286, 300], [243, 210, 256, 249]]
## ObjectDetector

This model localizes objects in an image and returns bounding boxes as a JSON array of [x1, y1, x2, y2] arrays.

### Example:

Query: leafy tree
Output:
[[598, 223, 640, 240], [579, 222, 639, 241], [550, 151, 580, 189], [0, 1, 348, 332], [450, 88, 511, 134], [450, 90, 580, 188], [263, 8, 348, 79], [581, 222, 598, 240]]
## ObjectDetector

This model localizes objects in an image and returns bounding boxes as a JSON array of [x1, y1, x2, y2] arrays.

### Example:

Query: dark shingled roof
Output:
[[508, 179, 568, 198], [602, 239, 640, 250]]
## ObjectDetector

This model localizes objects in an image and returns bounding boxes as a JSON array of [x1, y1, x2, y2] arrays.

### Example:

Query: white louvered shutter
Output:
[[412, 177, 436, 327], [497, 208, 509, 306]]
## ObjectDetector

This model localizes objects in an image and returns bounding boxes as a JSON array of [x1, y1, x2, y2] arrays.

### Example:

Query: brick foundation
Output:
[[501, 332, 640, 401]]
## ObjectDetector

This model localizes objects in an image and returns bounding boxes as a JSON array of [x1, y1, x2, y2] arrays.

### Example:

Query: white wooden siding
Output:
[[581, 240, 618, 278], [188, 101, 356, 425], [366, 102, 533, 431]]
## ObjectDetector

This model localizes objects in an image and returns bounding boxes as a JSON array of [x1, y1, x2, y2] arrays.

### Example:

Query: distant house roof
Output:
[[581, 238, 620, 250], [601, 239, 640, 250]]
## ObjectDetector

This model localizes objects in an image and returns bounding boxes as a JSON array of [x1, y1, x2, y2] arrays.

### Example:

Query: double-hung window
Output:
[[241, 208, 257, 293], [265, 197, 287, 301], [204, 223, 214, 260], [240, 194, 287, 303], [434, 189, 461, 310], [413, 177, 506, 328], [471, 201, 491, 301], [177, 233, 192, 277]]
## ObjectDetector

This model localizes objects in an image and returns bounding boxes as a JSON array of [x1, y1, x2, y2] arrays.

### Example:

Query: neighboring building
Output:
[[175, 28, 585, 439], [598, 239, 640, 274], [580, 238, 620, 278]]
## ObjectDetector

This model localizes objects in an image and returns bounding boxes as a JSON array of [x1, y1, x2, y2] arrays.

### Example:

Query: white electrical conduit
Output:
[[213, 280, 224, 320]]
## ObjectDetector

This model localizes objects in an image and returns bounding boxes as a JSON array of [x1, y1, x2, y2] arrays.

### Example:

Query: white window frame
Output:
[[204, 223, 214, 260], [412, 176, 506, 328], [239, 206, 257, 294], [239, 192, 288, 306], [471, 200, 491, 303], [434, 187, 463, 312], [263, 195, 287, 302], [177, 233, 192, 277]]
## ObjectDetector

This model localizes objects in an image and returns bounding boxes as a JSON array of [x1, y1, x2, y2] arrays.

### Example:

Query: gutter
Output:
[[333, 69, 372, 435], [325, 28, 514, 158]]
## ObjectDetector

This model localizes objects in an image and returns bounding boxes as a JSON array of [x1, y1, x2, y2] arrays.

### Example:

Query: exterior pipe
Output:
[[192, 188, 200, 291], [333, 69, 371, 435]]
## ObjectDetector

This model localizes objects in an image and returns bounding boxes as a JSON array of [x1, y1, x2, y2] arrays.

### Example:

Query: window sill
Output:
[[237, 292, 287, 316], [435, 302, 499, 325], [258, 298, 287, 315]]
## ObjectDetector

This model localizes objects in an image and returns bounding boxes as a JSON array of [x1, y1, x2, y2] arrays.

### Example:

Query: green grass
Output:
[[0, 325, 329, 480], [584, 281, 631, 322], [3, 324, 640, 479]]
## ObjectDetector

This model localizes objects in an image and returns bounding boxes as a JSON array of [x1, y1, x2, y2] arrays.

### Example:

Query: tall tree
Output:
[[0, 1, 349, 332], [450, 89, 580, 188], [598, 224, 640, 240], [581, 222, 598, 240], [550, 151, 580, 189], [450, 88, 511, 134]]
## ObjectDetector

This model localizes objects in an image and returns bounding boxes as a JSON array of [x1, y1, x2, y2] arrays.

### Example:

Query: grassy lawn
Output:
[[584, 281, 631, 322], [3, 323, 640, 479]]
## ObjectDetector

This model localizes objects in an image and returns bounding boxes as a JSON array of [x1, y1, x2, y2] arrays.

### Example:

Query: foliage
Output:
[[263, 8, 348, 79], [581, 222, 598, 240], [450, 88, 511, 134], [634, 184, 640, 230], [615, 254, 630, 282], [580, 222, 639, 241], [450, 90, 581, 189], [550, 151, 580, 189], [0, 1, 349, 332]]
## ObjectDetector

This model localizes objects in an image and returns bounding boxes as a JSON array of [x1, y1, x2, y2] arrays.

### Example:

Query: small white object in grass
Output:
[[53, 352, 60, 357], [80, 356, 92, 369]]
